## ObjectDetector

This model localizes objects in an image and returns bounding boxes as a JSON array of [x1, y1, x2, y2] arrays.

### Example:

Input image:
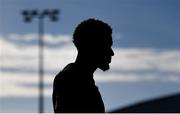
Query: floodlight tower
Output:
[[21, 9, 59, 113]]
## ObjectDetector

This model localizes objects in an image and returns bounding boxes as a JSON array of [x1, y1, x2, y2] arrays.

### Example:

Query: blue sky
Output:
[[0, 0, 179, 49], [0, 0, 180, 112]]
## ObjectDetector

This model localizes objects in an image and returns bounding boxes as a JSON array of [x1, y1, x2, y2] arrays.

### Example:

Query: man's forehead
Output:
[[90, 33, 113, 47], [105, 35, 113, 46]]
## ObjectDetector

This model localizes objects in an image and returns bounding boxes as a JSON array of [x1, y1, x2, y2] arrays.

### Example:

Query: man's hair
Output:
[[73, 18, 112, 49]]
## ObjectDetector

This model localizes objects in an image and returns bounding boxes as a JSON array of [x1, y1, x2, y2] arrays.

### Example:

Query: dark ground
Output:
[[110, 93, 180, 113]]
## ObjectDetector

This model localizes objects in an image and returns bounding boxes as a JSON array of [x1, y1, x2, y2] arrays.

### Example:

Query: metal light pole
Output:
[[21, 9, 59, 113]]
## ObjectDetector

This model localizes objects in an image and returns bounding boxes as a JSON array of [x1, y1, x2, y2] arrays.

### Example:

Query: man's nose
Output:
[[110, 48, 114, 56]]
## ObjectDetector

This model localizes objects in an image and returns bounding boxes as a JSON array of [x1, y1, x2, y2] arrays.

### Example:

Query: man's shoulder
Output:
[[58, 63, 74, 76], [62, 63, 74, 73], [54, 63, 74, 82]]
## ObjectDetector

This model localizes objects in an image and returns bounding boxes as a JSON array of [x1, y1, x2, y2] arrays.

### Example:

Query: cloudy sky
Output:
[[0, 0, 180, 112]]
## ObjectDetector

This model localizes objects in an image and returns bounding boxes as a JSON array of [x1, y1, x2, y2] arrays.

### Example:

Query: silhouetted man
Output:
[[53, 19, 114, 113]]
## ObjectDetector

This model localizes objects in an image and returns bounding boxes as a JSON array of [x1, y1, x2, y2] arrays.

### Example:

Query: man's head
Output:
[[73, 19, 114, 71]]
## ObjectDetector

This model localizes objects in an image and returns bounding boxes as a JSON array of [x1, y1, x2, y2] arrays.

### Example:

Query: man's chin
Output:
[[98, 64, 110, 71]]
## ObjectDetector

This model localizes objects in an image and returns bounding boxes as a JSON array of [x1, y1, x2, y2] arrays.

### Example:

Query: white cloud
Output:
[[0, 73, 52, 97], [111, 48, 180, 72], [0, 33, 180, 97], [95, 72, 180, 83], [6, 33, 71, 44]]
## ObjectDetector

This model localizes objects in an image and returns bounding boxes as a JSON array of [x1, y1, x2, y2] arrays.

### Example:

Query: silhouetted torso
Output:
[[53, 18, 114, 113], [53, 63, 105, 113]]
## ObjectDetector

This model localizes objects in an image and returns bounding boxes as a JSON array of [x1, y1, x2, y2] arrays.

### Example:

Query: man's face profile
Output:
[[95, 35, 114, 71], [73, 19, 114, 71]]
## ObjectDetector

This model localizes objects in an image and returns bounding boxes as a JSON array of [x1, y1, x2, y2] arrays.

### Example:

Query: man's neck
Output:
[[74, 54, 97, 75]]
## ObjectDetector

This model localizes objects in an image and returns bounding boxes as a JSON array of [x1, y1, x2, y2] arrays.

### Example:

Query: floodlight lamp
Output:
[[42, 9, 50, 16], [31, 10, 38, 16], [51, 9, 59, 15], [50, 15, 58, 22], [24, 17, 31, 23], [22, 10, 29, 17]]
